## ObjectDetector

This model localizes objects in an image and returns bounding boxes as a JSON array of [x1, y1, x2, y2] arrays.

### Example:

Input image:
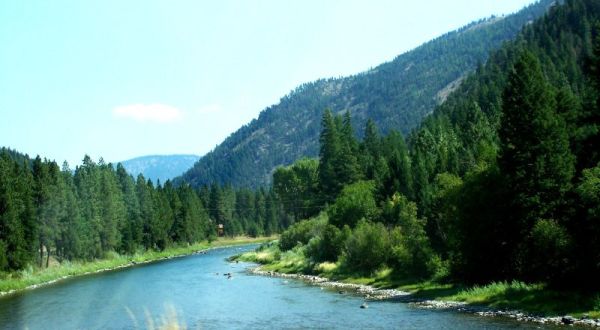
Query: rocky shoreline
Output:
[[249, 267, 600, 328], [250, 268, 410, 300], [412, 300, 600, 327]]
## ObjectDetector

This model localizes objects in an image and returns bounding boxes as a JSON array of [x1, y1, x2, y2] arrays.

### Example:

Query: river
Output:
[[0, 244, 565, 329]]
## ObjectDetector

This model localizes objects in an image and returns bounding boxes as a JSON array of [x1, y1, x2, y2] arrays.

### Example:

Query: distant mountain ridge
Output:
[[120, 155, 200, 183], [179, 0, 555, 189]]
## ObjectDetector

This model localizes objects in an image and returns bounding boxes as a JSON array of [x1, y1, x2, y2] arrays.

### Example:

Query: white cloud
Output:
[[112, 103, 183, 123]]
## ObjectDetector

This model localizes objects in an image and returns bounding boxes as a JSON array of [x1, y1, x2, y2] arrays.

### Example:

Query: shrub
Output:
[[279, 213, 327, 251], [343, 220, 390, 273], [305, 224, 350, 263], [526, 219, 571, 281], [329, 181, 379, 228], [385, 193, 439, 278]]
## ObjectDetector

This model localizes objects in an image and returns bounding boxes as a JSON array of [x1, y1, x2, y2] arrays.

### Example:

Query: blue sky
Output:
[[0, 0, 537, 166]]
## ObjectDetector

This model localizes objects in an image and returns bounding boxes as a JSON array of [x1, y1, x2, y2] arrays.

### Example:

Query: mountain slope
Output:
[[120, 155, 200, 183], [181, 0, 555, 189]]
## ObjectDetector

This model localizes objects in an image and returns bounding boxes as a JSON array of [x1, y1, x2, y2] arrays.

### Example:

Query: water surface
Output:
[[0, 245, 565, 329]]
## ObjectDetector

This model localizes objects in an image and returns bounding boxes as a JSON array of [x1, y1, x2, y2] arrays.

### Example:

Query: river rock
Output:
[[562, 315, 575, 325]]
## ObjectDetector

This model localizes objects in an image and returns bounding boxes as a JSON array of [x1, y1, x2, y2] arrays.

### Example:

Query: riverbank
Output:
[[0, 236, 275, 296], [233, 243, 600, 327]]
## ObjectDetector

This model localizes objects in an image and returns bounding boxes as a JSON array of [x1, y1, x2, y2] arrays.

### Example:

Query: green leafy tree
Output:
[[383, 193, 438, 278], [273, 158, 319, 220], [328, 181, 378, 228]]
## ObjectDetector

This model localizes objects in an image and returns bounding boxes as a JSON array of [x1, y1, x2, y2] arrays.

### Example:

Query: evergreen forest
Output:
[[0, 149, 284, 272], [270, 0, 600, 288]]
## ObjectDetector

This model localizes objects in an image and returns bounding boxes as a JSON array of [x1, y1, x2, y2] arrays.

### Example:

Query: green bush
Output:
[[343, 220, 390, 273], [385, 193, 439, 278], [329, 181, 379, 228], [306, 224, 350, 262], [279, 213, 327, 251], [526, 219, 571, 281]]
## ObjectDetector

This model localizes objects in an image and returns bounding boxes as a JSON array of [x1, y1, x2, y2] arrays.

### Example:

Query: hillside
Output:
[[120, 154, 200, 183], [180, 0, 555, 189], [258, 0, 600, 298]]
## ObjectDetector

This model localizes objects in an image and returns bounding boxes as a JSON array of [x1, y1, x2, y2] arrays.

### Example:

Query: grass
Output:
[[0, 236, 275, 295], [444, 281, 600, 318], [233, 242, 310, 274], [233, 242, 600, 318]]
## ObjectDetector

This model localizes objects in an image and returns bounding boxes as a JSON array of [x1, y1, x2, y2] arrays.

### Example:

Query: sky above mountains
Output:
[[0, 0, 536, 166]]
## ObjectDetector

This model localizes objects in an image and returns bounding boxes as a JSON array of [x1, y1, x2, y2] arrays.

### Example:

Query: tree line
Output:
[[0, 152, 285, 272], [273, 0, 600, 288]]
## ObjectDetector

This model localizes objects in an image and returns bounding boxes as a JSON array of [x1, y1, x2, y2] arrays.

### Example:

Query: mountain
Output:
[[179, 0, 555, 189], [269, 0, 600, 288], [120, 155, 200, 183]]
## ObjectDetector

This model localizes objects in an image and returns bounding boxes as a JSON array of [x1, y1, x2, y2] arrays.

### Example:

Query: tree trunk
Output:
[[39, 242, 44, 268], [46, 247, 50, 268]]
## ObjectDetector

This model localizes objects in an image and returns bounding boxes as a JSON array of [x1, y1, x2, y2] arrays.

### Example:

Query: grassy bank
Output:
[[234, 242, 600, 319], [0, 236, 275, 295]]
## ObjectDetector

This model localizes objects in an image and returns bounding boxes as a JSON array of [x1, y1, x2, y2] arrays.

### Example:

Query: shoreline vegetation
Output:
[[0, 236, 275, 297], [233, 243, 600, 328]]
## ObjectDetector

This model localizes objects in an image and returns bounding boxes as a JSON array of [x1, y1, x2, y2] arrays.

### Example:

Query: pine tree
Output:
[[318, 109, 342, 202], [97, 164, 125, 253], [381, 130, 413, 200], [0, 155, 33, 270], [136, 175, 155, 250], [56, 162, 83, 260], [499, 51, 575, 224], [336, 111, 361, 186], [116, 164, 142, 253], [578, 32, 600, 170], [75, 156, 103, 258], [32, 157, 56, 267], [360, 119, 382, 179]]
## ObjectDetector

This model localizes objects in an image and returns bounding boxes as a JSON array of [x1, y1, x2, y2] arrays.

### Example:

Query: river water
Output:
[[0, 244, 565, 329]]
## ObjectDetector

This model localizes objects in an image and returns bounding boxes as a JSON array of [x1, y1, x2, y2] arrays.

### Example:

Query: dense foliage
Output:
[[274, 0, 600, 288], [0, 152, 285, 272], [180, 0, 553, 188]]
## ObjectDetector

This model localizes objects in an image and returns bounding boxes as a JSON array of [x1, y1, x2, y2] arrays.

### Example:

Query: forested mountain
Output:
[[270, 0, 600, 288], [120, 155, 200, 184], [180, 0, 555, 189]]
